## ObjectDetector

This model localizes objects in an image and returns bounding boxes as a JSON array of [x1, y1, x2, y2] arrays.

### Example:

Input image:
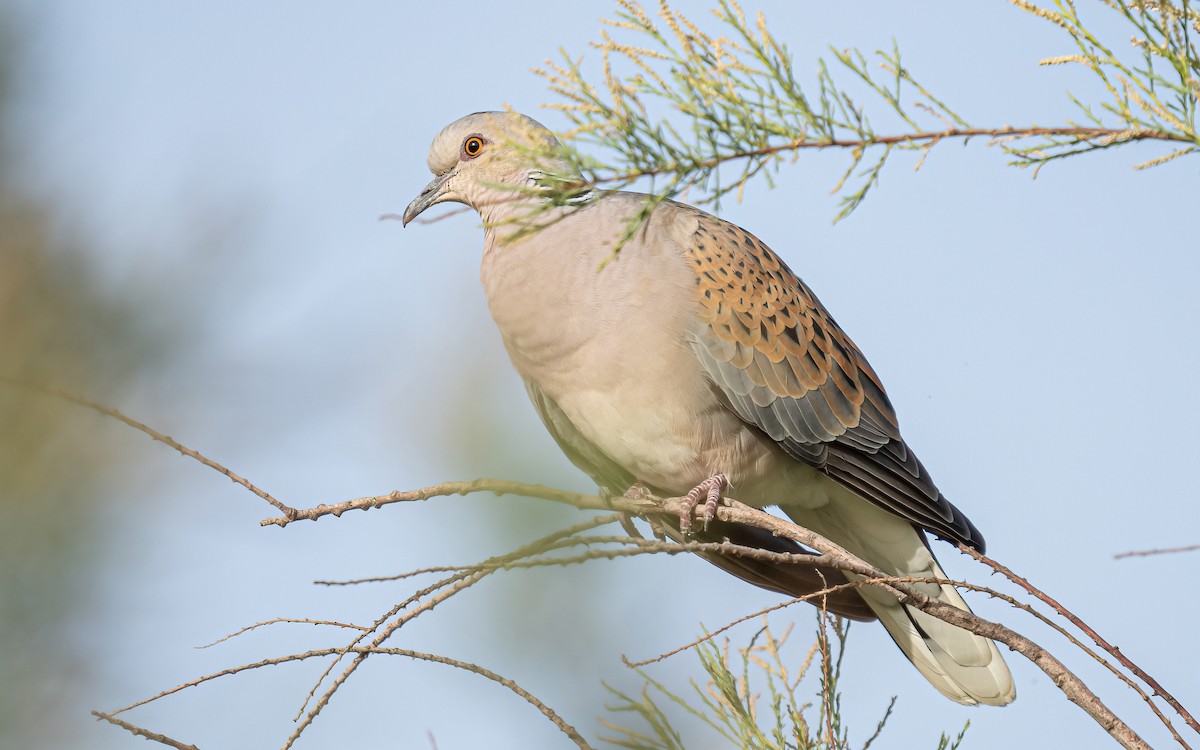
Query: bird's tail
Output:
[[790, 498, 1016, 706], [845, 558, 1015, 706]]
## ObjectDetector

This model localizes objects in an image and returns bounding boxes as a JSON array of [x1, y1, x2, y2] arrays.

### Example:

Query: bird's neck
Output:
[[476, 191, 565, 245]]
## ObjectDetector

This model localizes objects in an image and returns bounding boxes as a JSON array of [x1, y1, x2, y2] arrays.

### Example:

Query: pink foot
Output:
[[679, 473, 728, 533], [618, 482, 651, 539], [622, 481, 652, 503]]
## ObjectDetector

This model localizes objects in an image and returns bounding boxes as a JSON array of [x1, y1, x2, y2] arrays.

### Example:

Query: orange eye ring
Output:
[[462, 135, 485, 158]]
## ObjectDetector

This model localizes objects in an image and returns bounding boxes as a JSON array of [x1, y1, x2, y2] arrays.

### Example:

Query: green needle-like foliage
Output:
[[531, 0, 1198, 223], [1011, 0, 1199, 170], [599, 618, 959, 750]]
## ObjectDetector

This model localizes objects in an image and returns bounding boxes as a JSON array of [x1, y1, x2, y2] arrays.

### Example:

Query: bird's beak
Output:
[[402, 171, 454, 227]]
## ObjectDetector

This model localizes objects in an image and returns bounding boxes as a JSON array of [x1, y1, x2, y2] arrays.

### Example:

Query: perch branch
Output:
[[270, 480, 1160, 750], [960, 543, 1200, 737], [33, 375, 1179, 749], [91, 711, 199, 750]]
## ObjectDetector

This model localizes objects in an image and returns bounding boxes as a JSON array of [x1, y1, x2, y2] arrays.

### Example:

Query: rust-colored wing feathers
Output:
[[683, 211, 986, 551], [688, 217, 897, 447]]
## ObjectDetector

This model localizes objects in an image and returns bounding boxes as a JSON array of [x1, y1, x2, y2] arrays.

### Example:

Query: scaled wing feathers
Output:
[[683, 209, 985, 550]]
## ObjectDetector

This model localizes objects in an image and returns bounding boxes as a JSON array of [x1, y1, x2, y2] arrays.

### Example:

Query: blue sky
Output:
[[9, 1, 1199, 748]]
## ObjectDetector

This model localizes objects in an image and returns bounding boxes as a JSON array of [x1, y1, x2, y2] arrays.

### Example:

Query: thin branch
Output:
[[379, 204, 473, 224], [282, 479, 1159, 750], [100, 648, 593, 750], [91, 711, 199, 750], [1115, 543, 1200, 559], [315, 535, 831, 587], [196, 618, 369, 649], [289, 518, 626, 727], [376, 647, 595, 750], [892, 588, 1148, 750], [1, 377, 295, 518], [539, 126, 1183, 206], [944, 577, 1191, 750], [638, 495, 1155, 750], [284, 514, 627, 747], [594, 125, 1184, 173], [623, 581, 866, 668], [960, 543, 1200, 738], [295, 514, 623, 716], [306, 516, 1184, 748], [29, 375, 1183, 748], [260, 479, 594, 527], [156, 453, 1172, 750], [534, 0, 1198, 222]]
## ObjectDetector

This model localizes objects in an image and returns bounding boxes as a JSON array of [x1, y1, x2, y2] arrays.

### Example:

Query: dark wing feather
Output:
[[682, 209, 985, 551]]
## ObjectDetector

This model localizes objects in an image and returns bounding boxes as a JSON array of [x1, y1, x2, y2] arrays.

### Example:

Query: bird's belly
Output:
[[514, 332, 831, 508], [553, 383, 705, 488], [556, 378, 834, 510], [501, 319, 711, 485]]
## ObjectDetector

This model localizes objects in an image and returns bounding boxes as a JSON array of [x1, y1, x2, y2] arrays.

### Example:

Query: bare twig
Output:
[[381, 648, 595, 750], [1115, 543, 1200, 560], [594, 125, 1186, 174], [91, 711, 199, 750], [101, 648, 593, 750], [379, 204, 472, 224], [637, 494, 1155, 750], [196, 618, 370, 649], [278, 480, 1161, 750], [94, 444, 1162, 750], [260, 479, 594, 527], [2, 378, 295, 518], [284, 514, 626, 748], [623, 582, 865, 668], [960, 543, 1200, 738], [290, 515, 624, 722], [315, 535, 831, 587], [28, 376, 1183, 748]]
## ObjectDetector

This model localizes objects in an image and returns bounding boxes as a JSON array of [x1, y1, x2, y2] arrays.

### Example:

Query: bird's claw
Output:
[[679, 473, 728, 534], [618, 513, 644, 539], [605, 482, 652, 539], [622, 481, 652, 503]]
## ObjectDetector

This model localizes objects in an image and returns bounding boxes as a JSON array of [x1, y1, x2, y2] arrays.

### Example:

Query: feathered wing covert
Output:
[[678, 205, 1014, 706]]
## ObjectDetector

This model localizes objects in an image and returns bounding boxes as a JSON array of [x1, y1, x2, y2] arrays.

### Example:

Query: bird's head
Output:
[[402, 111, 581, 227]]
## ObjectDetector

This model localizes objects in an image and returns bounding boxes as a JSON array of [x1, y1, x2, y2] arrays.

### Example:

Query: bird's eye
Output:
[[462, 136, 485, 159]]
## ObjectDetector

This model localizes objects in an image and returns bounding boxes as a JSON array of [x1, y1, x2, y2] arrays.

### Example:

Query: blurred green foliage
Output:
[[0, 13, 159, 747]]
